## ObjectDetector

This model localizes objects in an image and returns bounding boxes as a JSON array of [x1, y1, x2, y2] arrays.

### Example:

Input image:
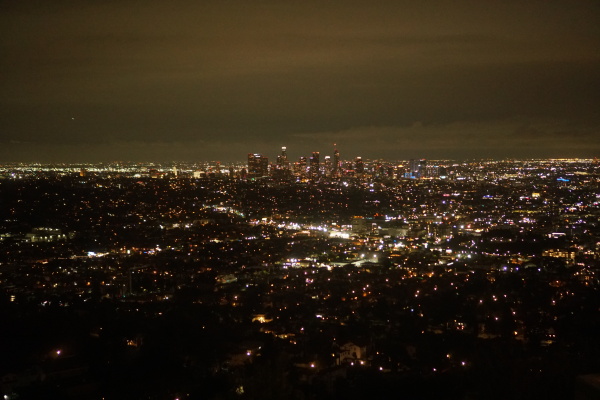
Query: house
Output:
[[337, 342, 369, 366]]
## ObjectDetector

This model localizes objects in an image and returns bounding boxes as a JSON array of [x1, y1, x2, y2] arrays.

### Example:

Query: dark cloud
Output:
[[1, 0, 599, 162]]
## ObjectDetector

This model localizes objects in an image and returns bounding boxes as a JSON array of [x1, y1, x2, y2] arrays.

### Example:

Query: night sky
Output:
[[1, 1, 599, 163]]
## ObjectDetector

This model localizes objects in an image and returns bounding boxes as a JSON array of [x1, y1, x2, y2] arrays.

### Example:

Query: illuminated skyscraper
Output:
[[355, 157, 364, 175], [247, 153, 268, 178], [274, 146, 291, 179], [333, 145, 341, 178], [408, 159, 419, 178], [407, 159, 428, 178], [324, 155, 332, 176], [296, 156, 308, 178], [276, 146, 290, 171], [309, 152, 320, 179], [419, 159, 427, 178]]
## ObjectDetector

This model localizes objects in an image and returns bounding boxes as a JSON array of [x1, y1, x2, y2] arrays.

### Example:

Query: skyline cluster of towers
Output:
[[247, 146, 441, 180], [248, 145, 345, 179]]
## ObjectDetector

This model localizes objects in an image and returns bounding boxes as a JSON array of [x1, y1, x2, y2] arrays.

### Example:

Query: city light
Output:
[[0, 157, 598, 398]]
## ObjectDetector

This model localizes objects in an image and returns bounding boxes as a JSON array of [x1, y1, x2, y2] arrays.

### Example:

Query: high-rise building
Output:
[[408, 159, 419, 178], [247, 153, 268, 178], [324, 155, 332, 176], [276, 146, 289, 169], [406, 159, 428, 178], [274, 146, 291, 179], [309, 152, 320, 179], [333, 145, 341, 178], [296, 156, 308, 178], [355, 157, 364, 174], [418, 159, 427, 178]]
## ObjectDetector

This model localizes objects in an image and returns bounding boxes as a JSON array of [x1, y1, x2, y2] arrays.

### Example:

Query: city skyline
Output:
[[1, 1, 599, 162]]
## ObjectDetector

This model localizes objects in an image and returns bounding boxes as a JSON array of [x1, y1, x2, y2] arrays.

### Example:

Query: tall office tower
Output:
[[355, 157, 364, 174], [296, 156, 308, 177], [309, 151, 320, 179], [274, 146, 291, 179], [276, 146, 288, 168], [408, 159, 419, 178], [333, 145, 340, 177], [324, 156, 332, 176], [247, 153, 269, 178], [418, 159, 427, 178], [405, 158, 427, 178]]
